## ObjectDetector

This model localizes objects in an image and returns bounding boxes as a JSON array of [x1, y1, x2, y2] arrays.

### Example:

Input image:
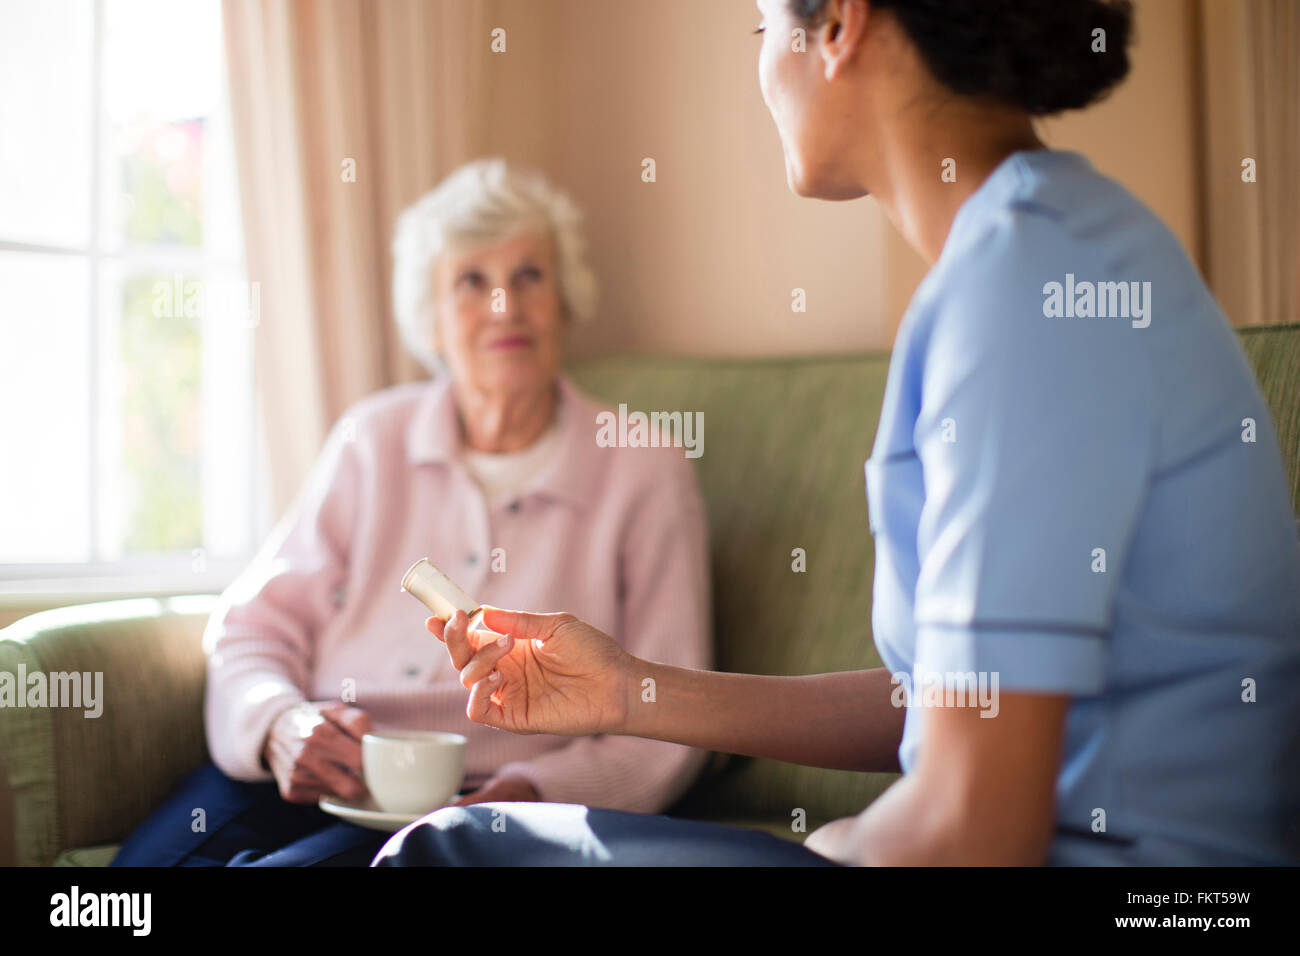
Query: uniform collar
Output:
[[405, 374, 599, 510], [943, 148, 1093, 262]]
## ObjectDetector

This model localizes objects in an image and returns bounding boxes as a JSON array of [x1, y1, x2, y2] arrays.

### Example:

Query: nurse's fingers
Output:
[[441, 610, 475, 670], [425, 615, 447, 642], [466, 673, 505, 727], [459, 633, 515, 690]]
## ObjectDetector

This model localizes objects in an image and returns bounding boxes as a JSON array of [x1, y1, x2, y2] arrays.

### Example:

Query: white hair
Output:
[[391, 158, 599, 374]]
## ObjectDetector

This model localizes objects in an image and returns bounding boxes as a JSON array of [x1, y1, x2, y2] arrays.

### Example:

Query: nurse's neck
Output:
[[874, 110, 1043, 265], [857, 57, 1044, 265]]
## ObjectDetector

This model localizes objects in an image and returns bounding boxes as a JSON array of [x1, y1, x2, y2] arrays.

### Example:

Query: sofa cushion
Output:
[[54, 844, 121, 867]]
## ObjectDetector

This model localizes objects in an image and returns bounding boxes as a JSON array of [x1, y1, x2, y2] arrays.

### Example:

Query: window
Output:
[[0, 0, 258, 593]]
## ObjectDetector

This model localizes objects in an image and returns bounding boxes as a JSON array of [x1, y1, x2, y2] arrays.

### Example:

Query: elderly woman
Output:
[[109, 159, 712, 867]]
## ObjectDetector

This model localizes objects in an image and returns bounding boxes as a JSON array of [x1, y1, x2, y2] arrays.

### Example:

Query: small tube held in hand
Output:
[[401, 558, 485, 632]]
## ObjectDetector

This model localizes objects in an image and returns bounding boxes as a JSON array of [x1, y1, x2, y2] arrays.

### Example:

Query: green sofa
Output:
[[3, 324, 1298, 867]]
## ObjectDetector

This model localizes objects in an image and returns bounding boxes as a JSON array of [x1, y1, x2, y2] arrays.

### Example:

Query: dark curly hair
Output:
[[788, 0, 1134, 116]]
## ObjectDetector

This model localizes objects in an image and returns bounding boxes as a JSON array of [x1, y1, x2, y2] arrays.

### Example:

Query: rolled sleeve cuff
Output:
[[913, 624, 1106, 696], [207, 682, 305, 782]]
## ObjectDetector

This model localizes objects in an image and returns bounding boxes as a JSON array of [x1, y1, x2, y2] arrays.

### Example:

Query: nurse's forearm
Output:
[[620, 664, 905, 773]]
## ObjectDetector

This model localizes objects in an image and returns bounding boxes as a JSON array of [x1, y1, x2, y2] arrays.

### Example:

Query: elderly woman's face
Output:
[[432, 230, 565, 395]]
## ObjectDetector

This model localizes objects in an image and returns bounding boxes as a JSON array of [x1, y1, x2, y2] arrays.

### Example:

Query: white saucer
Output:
[[318, 795, 450, 833]]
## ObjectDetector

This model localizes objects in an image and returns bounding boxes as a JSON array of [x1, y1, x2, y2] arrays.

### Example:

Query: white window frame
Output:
[[0, 0, 263, 602]]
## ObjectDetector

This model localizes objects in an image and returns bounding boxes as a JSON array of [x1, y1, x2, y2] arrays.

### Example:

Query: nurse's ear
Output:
[[817, 0, 870, 82]]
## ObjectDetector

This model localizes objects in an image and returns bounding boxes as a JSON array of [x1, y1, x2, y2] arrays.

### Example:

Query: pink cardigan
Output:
[[203, 375, 713, 812]]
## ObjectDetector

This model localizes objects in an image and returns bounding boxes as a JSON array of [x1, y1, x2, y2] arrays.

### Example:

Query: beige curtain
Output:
[[222, 0, 491, 517], [1199, 0, 1300, 328]]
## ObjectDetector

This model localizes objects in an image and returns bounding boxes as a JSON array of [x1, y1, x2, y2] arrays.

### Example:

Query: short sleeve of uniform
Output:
[[909, 214, 1153, 695]]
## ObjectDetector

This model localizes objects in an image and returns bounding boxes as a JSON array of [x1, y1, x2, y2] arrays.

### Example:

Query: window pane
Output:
[[0, 0, 252, 576], [99, 268, 203, 557], [0, 0, 93, 248], [101, 0, 226, 250], [0, 253, 90, 562], [199, 270, 256, 560]]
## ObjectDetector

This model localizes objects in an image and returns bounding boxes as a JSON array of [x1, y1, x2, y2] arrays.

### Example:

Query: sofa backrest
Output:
[[570, 323, 1300, 822], [4, 330, 1291, 861], [570, 355, 899, 821], [1238, 323, 1300, 523]]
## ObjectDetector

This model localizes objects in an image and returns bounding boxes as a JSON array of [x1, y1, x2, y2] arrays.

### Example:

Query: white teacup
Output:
[[362, 731, 466, 815]]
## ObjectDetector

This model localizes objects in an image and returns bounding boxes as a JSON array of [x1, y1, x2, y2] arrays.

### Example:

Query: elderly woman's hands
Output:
[[262, 701, 373, 804], [427, 607, 634, 737]]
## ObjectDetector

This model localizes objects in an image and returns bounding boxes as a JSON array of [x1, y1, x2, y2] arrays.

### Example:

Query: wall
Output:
[[481, 0, 1205, 354], [485, 0, 888, 356], [0, 0, 1210, 627]]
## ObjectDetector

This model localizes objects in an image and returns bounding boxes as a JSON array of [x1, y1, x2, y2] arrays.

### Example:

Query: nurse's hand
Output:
[[427, 607, 633, 737]]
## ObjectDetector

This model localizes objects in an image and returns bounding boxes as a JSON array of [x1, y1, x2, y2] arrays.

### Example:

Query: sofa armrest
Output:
[[0, 595, 215, 865]]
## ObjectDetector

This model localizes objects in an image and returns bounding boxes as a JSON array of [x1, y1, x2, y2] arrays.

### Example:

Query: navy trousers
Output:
[[373, 802, 841, 866], [109, 761, 389, 867]]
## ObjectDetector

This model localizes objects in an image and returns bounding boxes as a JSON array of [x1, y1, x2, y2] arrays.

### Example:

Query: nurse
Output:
[[375, 0, 1300, 866]]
